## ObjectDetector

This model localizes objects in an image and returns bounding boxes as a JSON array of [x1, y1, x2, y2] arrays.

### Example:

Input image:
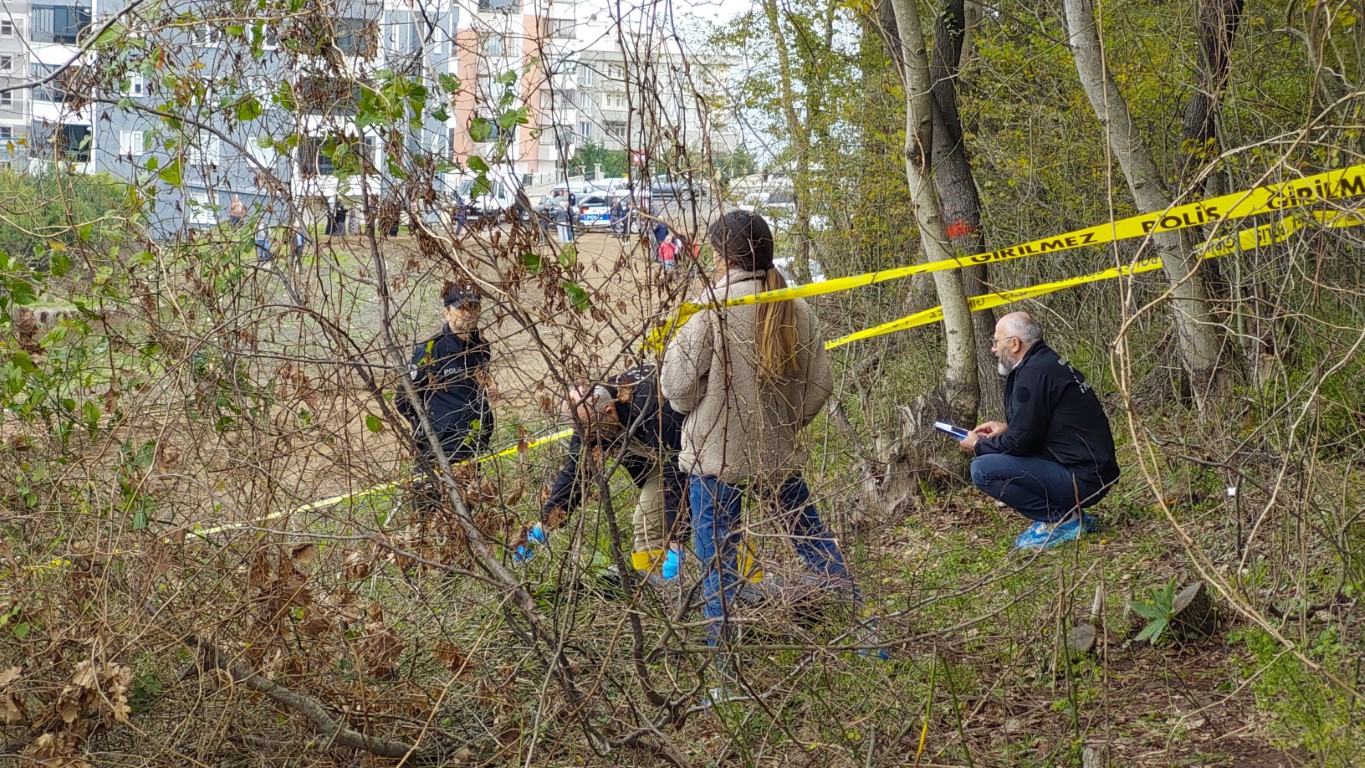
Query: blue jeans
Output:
[[970, 453, 1112, 523], [690, 474, 856, 644]]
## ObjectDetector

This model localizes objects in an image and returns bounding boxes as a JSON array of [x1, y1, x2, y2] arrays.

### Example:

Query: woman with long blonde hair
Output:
[[662, 211, 879, 683]]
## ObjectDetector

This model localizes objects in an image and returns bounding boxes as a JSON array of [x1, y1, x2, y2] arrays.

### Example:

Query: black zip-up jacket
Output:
[[974, 342, 1119, 486], [396, 326, 494, 461], [542, 365, 687, 537]]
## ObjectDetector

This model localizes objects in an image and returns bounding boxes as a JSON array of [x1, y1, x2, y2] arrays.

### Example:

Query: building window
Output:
[[0, 20, 15, 37], [0, 91, 13, 108], [0, 127, 13, 142], [119, 130, 144, 157], [188, 192, 217, 225], [0, 55, 12, 73], [57, 124, 91, 161], [605, 92, 626, 110], [187, 131, 220, 167], [477, 0, 520, 12], [579, 120, 592, 140], [545, 18, 574, 39], [334, 17, 377, 57], [123, 74, 145, 97], [32, 5, 89, 44], [388, 12, 420, 52], [608, 63, 623, 80], [577, 64, 595, 88], [605, 121, 626, 137], [538, 127, 555, 145], [483, 33, 504, 57], [192, 27, 221, 46]]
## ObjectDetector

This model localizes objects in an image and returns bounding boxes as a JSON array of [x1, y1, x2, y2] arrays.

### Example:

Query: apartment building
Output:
[[89, 0, 461, 233], [0, 7, 29, 161], [0, 0, 96, 170], [450, 1, 738, 189], [0, 0, 735, 232], [573, 41, 737, 157]]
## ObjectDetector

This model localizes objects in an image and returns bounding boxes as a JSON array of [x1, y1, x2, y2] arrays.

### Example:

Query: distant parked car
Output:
[[651, 174, 706, 200], [740, 189, 829, 232], [575, 193, 614, 228], [773, 254, 827, 285]]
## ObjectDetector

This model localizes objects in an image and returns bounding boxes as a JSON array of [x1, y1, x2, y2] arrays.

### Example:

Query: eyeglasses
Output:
[[989, 335, 1017, 348]]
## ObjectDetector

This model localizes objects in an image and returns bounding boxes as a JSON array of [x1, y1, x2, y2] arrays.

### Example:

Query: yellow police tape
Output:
[[121, 206, 1365, 555], [21, 168, 1365, 572], [825, 209, 1365, 349], [185, 428, 577, 539], [19, 428, 577, 573], [643, 163, 1365, 352]]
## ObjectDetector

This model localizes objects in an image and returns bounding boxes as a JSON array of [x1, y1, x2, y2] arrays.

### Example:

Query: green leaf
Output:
[[132, 509, 148, 530], [467, 155, 489, 173], [365, 414, 383, 433], [1135, 617, 1167, 644], [561, 280, 591, 312], [521, 252, 542, 274], [496, 106, 528, 131], [82, 400, 101, 429], [234, 96, 263, 122], [469, 117, 494, 143], [10, 351, 38, 373], [8, 280, 36, 306], [158, 157, 182, 186], [438, 73, 461, 94], [1130, 602, 1165, 620], [495, 70, 518, 86], [558, 244, 577, 269], [12, 622, 29, 640]]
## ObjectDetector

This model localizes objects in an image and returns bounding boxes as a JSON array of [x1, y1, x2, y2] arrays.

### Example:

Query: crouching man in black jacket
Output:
[[516, 365, 690, 585], [959, 312, 1119, 550]]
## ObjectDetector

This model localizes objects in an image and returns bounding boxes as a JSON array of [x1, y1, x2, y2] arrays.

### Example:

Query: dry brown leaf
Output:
[[433, 643, 470, 677], [290, 542, 317, 566], [0, 666, 20, 687], [343, 550, 371, 581], [0, 694, 26, 725], [298, 617, 332, 636]]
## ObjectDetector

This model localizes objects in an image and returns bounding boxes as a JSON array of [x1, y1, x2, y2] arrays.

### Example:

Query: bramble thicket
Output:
[[1, 0, 1364, 766]]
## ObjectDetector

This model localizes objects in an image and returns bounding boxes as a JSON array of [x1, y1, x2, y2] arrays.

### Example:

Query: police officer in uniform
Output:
[[397, 282, 495, 493]]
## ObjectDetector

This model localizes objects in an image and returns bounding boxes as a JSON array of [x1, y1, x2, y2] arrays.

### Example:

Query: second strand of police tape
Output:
[[180, 207, 1361, 544]]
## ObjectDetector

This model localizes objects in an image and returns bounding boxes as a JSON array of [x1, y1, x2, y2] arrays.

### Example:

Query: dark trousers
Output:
[[970, 453, 1112, 523], [689, 474, 856, 644]]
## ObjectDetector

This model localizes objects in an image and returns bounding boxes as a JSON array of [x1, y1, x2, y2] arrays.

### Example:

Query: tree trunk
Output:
[[929, 0, 1000, 406], [888, 0, 979, 423], [1178, 0, 1244, 192], [760, 0, 814, 282], [1063, 0, 1224, 404]]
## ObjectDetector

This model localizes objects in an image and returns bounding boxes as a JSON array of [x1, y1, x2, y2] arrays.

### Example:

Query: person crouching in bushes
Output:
[[661, 210, 884, 682], [395, 282, 496, 528], [514, 366, 688, 588]]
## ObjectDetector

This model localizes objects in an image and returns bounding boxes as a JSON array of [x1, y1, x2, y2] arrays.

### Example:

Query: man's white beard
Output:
[[997, 359, 1011, 377]]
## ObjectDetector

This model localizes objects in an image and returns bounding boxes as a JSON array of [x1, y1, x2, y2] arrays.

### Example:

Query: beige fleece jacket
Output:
[[660, 269, 834, 484]]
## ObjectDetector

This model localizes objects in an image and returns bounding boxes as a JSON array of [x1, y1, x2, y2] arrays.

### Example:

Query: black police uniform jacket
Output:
[[397, 325, 494, 462]]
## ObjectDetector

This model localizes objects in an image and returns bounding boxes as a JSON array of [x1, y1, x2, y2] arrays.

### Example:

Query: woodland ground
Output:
[[164, 232, 1330, 766], [4, 220, 1354, 768]]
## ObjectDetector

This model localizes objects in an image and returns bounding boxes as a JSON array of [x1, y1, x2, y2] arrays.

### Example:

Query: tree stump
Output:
[[1170, 581, 1216, 639]]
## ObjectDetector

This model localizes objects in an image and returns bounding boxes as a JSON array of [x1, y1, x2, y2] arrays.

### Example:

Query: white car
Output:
[[773, 254, 827, 284], [574, 193, 614, 228]]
